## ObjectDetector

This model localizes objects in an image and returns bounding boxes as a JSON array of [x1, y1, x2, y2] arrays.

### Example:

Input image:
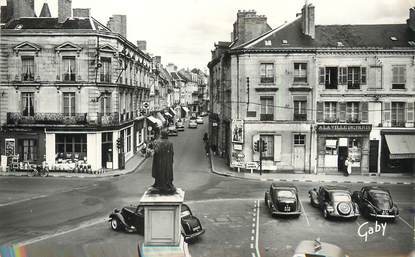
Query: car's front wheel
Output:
[[110, 218, 121, 231]]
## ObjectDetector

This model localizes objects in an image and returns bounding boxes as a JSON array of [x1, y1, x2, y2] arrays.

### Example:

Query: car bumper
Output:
[[183, 229, 205, 240], [177, 128, 184, 131], [271, 210, 302, 216], [328, 212, 359, 218], [369, 213, 398, 218]]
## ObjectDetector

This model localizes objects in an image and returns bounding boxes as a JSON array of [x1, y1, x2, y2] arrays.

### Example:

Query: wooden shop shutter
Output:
[[273, 135, 282, 162], [319, 67, 325, 85], [316, 102, 324, 122]]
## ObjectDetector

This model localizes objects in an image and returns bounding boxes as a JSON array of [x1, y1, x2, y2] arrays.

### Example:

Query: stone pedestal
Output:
[[140, 188, 185, 246]]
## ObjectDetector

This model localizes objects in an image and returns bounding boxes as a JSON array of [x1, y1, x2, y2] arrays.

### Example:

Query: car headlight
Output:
[[326, 205, 334, 212]]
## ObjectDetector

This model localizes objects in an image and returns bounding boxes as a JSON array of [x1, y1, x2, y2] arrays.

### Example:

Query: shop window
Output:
[[260, 96, 274, 121], [294, 134, 305, 145], [324, 102, 337, 122], [102, 132, 113, 143], [63, 92, 76, 116], [294, 100, 307, 121], [346, 102, 360, 122], [260, 63, 274, 83], [392, 65, 406, 89], [391, 102, 405, 127], [100, 57, 111, 83], [294, 63, 307, 82], [21, 92, 34, 116], [260, 135, 274, 160], [19, 139, 36, 162], [325, 139, 337, 155], [348, 138, 362, 162], [55, 134, 87, 162], [21, 56, 35, 81], [126, 128, 132, 152], [62, 56, 76, 81]]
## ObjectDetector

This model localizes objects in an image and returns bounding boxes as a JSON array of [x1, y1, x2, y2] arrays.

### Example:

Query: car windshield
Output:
[[276, 190, 295, 199], [369, 191, 392, 209], [332, 193, 351, 202]]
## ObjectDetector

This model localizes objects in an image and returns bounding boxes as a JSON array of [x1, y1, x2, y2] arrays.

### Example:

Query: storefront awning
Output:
[[156, 112, 166, 124], [147, 116, 162, 128], [385, 134, 415, 159], [169, 107, 177, 116], [182, 106, 190, 113]]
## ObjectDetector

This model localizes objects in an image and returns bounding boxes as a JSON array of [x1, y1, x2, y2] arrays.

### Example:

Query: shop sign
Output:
[[232, 162, 245, 168], [5, 139, 15, 156], [233, 144, 243, 151], [231, 119, 244, 143], [246, 162, 258, 169], [317, 124, 372, 132], [212, 122, 218, 127]]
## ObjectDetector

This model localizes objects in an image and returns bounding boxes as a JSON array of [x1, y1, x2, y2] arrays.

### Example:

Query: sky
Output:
[[1, 0, 414, 70]]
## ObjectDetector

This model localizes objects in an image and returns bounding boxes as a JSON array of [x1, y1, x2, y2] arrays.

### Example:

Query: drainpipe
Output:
[[236, 54, 240, 119]]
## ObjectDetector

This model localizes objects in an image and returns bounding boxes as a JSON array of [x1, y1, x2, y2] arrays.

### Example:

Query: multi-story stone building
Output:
[[0, 1, 154, 172], [209, 4, 415, 174]]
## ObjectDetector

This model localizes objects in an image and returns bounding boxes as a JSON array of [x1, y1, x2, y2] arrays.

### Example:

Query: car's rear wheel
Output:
[[110, 218, 121, 231]]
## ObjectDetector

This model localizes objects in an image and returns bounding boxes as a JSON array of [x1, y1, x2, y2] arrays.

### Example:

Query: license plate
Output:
[[383, 211, 387, 215], [284, 206, 291, 212]]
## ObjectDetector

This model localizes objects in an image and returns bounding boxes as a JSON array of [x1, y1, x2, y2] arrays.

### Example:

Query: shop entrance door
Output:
[[369, 140, 379, 173], [102, 132, 113, 169], [293, 146, 305, 171], [338, 147, 348, 172]]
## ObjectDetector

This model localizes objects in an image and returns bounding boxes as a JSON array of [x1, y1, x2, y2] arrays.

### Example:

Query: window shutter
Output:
[[361, 67, 367, 84], [319, 67, 325, 85], [100, 97, 105, 114], [383, 102, 391, 125], [407, 102, 414, 123], [317, 102, 324, 122], [338, 67, 342, 85], [273, 135, 282, 162], [339, 102, 346, 122], [402, 66, 406, 83], [361, 102, 368, 123], [252, 134, 260, 162], [392, 66, 398, 83]]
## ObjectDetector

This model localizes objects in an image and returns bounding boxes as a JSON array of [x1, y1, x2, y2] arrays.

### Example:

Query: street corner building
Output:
[[0, 0, 160, 173], [208, 5, 415, 175]]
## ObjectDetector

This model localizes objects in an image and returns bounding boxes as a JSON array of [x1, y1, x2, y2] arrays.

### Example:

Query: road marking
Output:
[[0, 194, 49, 207], [255, 200, 261, 257], [398, 216, 414, 230], [250, 243, 254, 249], [251, 253, 256, 257], [252, 229, 255, 234], [253, 218, 256, 222], [251, 236, 254, 241], [16, 216, 108, 247], [252, 223, 255, 228], [298, 198, 310, 226]]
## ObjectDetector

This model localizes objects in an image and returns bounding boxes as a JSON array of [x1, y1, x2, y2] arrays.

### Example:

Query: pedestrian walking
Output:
[[203, 132, 208, 143], [204, 141, 210, 157], [345, 157, 353, 176]]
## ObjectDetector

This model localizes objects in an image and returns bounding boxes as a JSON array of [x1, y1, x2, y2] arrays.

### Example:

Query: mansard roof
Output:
[[235, 15, 414, 51]]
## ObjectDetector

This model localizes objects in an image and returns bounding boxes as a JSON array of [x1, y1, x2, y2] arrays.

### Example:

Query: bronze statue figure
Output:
[[150, 130, 176, 195]]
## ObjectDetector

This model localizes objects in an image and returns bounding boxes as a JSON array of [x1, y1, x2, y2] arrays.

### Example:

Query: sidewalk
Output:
[[209, 152, 414, 185], [0, 154, 148, 178]]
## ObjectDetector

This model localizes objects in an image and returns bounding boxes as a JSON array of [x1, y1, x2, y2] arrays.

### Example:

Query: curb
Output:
[[0, 156, 148, 179], [209, 151, 413, 185]]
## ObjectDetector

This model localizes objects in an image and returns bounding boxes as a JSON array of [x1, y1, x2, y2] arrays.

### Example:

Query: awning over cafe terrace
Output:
[[385, 134, 415, 159], [147, 116, 162, 128]]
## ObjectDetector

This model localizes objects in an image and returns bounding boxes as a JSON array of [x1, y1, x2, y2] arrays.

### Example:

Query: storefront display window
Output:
[[126, 128, 131, 152], [325, 139, 337, 155], [55, 134, 87, 162], [348, 138, 362, 162]]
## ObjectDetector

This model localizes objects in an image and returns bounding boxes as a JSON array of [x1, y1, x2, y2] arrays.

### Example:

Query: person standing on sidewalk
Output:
[[345, 157, 353, 176]]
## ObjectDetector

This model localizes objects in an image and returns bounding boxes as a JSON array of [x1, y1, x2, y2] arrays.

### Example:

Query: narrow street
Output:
[[0, 119, 413, 257]]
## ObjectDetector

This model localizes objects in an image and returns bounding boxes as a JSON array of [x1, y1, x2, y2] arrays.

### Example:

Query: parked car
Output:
[[188, 119, 198, 128], [309, 185, 359, 219], [196, 116, 204, 124], [200, 111, 208, 117], [176, 120, 185, 131], [292, 239, 349, 257], [109, 204, 205, 241], [352, 186, 399, 220], [264, 183, 301, 217], [168, 124, 178, 136]]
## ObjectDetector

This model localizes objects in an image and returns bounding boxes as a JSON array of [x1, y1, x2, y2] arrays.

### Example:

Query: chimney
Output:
[[137, 40, 147, 51], [39, 3, 52, 17], [301, 3, 315, 39], [408, 7, 415, 32], [107, 15, 127, 38], [12, 0, 36, 19], [58, 0, 72, 23], [232, 10, 271, 44], [73, 8, 90, 18]]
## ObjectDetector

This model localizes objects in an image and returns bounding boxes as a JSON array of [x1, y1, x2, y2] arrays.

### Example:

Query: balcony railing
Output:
[[260, 77, 274, 84], [7, 112, 87, 125], [97, 112, 120, 126], [392, 120, 406, 127], [260, 114, 274, 121], [324, 117, 339, 123], [346, 117, 361, 123], [347, 82, 360, 90], [294, 113, 307, 121]]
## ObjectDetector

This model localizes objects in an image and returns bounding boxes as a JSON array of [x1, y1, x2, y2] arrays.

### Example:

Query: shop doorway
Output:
[[102, 132, 113, 169], [338, 147, 348, 173], [369, 140, 379, 173], [293, 146, 305, 171]]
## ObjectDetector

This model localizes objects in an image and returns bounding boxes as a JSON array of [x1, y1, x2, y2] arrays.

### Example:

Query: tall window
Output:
[[100, 95, 111, 115], [20, 139, 36, 161], [392, 65, 406, 89], [320, 67, 338, 89], [62, 56, 76, 81], [324, 102, 337, 122], [63, 92, 75, 116], [260, 96, 274, 121], [21, 92, 34, 116], [294, 100, 307, 121], [347, 67, 361, 89], [346, 102, 360, 122], [294, 63, 307, 82], [100, 57, 111, 83], [260, 135, 274, 160], [21, 56, 34, 81], [260, 63, 274, 83], [391, 102, 405, 127]]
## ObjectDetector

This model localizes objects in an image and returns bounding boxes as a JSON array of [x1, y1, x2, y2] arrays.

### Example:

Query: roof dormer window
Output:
[[265, 40, 272, 46], [282, 40, 288, 45]]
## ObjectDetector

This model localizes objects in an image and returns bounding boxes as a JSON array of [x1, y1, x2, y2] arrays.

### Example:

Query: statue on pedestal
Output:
[[150, 130, 176, 195]]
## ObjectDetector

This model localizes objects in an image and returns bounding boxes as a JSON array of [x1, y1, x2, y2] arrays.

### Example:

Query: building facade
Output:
[[209, 5, 415, 174]]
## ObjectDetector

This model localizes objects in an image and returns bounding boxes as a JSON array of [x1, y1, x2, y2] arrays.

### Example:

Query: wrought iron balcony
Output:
[[97, 112, 120, 126], [391, 120, 406, 127], [294, 113, 307, 121], [260, 77, 274, 84], [7, 112, 87, 125], [260, 114, 274, 121]]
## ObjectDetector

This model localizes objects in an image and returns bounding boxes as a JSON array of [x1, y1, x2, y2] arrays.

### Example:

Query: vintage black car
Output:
[[109, 203, 205, 241], [352, 186, 399, 220], [309, 185, 359, 219], [264, 183, 301, 216]]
